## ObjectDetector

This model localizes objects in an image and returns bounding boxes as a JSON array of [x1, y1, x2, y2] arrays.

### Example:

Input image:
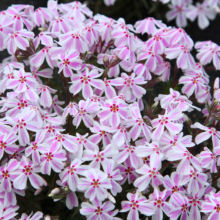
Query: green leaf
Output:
[[207, 101, 210, 113]]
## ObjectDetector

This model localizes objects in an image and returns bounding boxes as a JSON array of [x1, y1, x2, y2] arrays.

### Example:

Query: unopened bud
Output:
[[44, 215, 51, 220], [51, 188, 60, 195], [210, 100, 220, 113], [103, 54, 109, 69], [109, 56, 121, 68]]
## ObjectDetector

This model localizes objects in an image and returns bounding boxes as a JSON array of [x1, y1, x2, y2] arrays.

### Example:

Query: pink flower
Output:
[[0, 16, 13, 50], [98, 97, 128, 128], [73, 99, 99, 128], [6, 6, 33, 31], [82, 144, 118, 169], [169, 192, 190, 220], [30, 66, 53, 84], [0, 132, 18, 159], [201, 191, 220, 220], [47, 95, 65, 115], [195, 41, 220, 70], [114, 144, 142, 169], [62, 102, 78, 118], [6, 107, 40, 146], [33, 7, 53, 26], [164, 172, 186, 197], [30, 45, 56, 69], [83, 23, 99, 46], [38, 85, 56, 108], [134, 159, 163, 191], [0, 204, 18, 220], [127, 102, 151, 141], [187, 2, 216, 29], [149, 188, 171, 220], [40, 143, 66, 175], [57, 49, 82, 77], [59, 158, 87, 191], [192, 122, 220, 147], [58, 29, 89, 53], [151, 108, 183, 141], [200, 147, 217, 173], [180, 167, 208, 195], [78, 168, 112, 201], [111, 73, 146, 99], [102, 159, 123, 196], [165, 44, 195, 69], [13, 156, 47, 190], [104, 0, 116, 6], [80, 198, 115, 220], [134, 17, 166, 35], [19, 211, 43, 220], [69, 67, 104, 99], [166, 0, 190, 28], [4, 29, 34, 54], [167, 147, 201, 174], [25, 130, 49, 165], [33, 32, 54, 48], [135, 142, 164, 169], [120, 190, 155, 220], [0, 159, 20, 192]]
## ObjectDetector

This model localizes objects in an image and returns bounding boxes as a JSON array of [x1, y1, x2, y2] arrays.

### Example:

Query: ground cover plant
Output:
[[0, 0, 220, 219]]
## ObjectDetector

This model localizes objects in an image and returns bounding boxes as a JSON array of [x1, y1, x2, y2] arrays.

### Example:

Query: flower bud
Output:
[[210, 100, 220, 113], [103, 54, 109, 69], [109, 56, 121, 68], [51, 188, 60, 195]]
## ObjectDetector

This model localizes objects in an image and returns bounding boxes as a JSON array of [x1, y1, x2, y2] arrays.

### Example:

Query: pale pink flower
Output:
[[80, 198, 115, 220], [195, 41, 220, 70], [137, 50, 163, 72], [30, 66, 53, 84], [180, 167, 208, 195], [113, 46, 136, 63], [6, 107, 40, 146], [188, 192, 203, 220], [134, 159, 163, 191], [59, 158, 87, 192], [164, 172, 186, 197], [0, 159, 20, 192], [78, 168, 112, 201], [49, 17, 73, 34], [111, 72, 146, 99], [30, 45, 56, 69], [89, 121, 112, 147], [154, 61, 171, 81], [38, 85, 56, 108], [98, 98, 128, 128], [57, 49, 82, 77], [33, 32, 53, 48], [33, 7, 53, 26], [0, 132, 18, 159], [192, 122, 220, 147], [4, 29, 34, 54], [40, 143, 66, 175], [135, 17, 166, 35], [25, 130, 49, 165], [165, 44, 195, 69], [60, 1, 93, 22], [83, 144, 118, 169], [149, 188, 171, 220], [6, 6, 33, 31], [200, 147, 217, 173], [0, 204, 19, 220], [121, 190, 155, 220], [47, 95, 65, 115], [102, 159, 123, 196], [135, 142, 164, 169], [166, 0, 190, 28], [151, 108, 183, 140], [201, 191, 220, 220], [69, 67, 104, 99], [104, 0, 116, 6], [0, 16, 13, 50], [58, 29, 89, 53], [62, 102, 78, 118], [83, 23, 99, 46], [19, 211, 43, 220], [114, 144, 142, 169], [116, 159, 138, 185], [73, 99, 99, 128], [13, 156, 47, 190], [187, 2, 216, 29], [167, 147, 202, 174], [169, 192, 190, 220], [127, 102, 151, 141]]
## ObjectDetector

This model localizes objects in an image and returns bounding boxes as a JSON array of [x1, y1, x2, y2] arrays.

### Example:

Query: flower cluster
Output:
[[104, 0, 220, 29], [0, 0, 220, 220]]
